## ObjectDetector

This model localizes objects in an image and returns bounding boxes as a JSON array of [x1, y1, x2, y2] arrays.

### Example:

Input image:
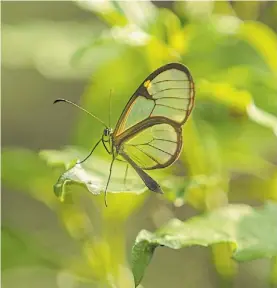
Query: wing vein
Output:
[[153, 129, 172, 133], [133, 146, 161, 165], [153, 137, 177, 144], [127, 149, 144, 166], [146, 144, 174, 156], [152, 87, 187, 97], [126, 139, 154, 147], [157, 96, 190, 100], [152, 79, 189, 84], [155, 103, 187, 112]]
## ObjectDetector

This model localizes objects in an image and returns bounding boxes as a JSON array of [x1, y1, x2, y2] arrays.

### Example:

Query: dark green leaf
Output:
[[131, 202, 277, 287], [131, 231, 157, 287]]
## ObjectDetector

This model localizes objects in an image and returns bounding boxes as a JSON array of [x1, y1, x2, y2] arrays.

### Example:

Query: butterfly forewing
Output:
[[114, 63, 194, 137], [122, 122, 182, 170], [148, 68, 192, 123], [120, 96, 155, 134]]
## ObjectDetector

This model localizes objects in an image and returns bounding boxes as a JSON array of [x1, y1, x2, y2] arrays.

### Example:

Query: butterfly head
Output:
[[102, 127, 113, 154], [103, 127, 113, 138]]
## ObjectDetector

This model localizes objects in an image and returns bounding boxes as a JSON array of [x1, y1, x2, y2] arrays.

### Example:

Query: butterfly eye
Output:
[[104, 128, 109, 137]]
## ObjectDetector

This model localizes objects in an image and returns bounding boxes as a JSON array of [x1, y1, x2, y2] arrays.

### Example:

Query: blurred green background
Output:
[[2, 1, 277, 288]]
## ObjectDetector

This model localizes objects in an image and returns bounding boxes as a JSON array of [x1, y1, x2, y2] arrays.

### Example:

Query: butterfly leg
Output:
[[120, 151, 163, 194], [124, 164, 129, 188], [78, 138, 102, 164], [104, 156, 115, 207], [102, 138, 112, 154]]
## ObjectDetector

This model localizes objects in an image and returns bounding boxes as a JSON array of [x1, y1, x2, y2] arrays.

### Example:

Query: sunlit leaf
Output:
[[198, 80, 252, 111], [239, 21, 277, 74], [198, 80, 277, 136], [41, 147, 147, 197], [132, 202, 277, 287], [247, 103, 277, 136], [78, 0, 157, 31], [75, 0, 128, 26], [144, 8, 190, 67], [183, 16, 272, 79], [2, 148, 58, 207], [70, 34, 126, 70], [40, 147, 153, 219], [200, 65, 277, 115], [114, 1, 157, 30], [183, 1, 214, 19], [180, 119, 229, 210], [71, 25, 149, 67]]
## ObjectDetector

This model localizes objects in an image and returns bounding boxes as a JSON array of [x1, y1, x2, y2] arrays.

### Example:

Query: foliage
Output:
[[132, 202, 277, 286], [2, 1, 277, 288], [2, 226, 62, 271]]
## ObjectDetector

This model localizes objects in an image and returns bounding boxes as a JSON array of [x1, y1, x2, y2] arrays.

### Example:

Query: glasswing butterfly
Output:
[[54, 62, 195, 206]]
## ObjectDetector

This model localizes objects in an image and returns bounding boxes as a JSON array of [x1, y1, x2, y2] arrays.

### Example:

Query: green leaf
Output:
[[184, 16, 272, 78], [75, 0, 128, 27], [40, 147, 182, 219], [70, 25, 150, 68], [1, 226, 61, 271], [247, 103, 277, 136], [131, 231, 157, 287], [238, 21, 277, 74], [76, 0, 157, 31], [198, 79, 252, 111], [197, 79, 277, 136], [2, 148, 58, 207], [131, 202, 277, 287], [40, 147, 153, 219], [113, 1, 157, 30], [40, 147, 147, 198]]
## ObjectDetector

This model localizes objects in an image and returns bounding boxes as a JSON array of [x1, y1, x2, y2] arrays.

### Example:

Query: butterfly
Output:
[[54, 62, 195, 206]]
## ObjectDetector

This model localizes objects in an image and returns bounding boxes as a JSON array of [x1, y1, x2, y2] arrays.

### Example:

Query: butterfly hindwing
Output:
[[120, 121, 182, 170]]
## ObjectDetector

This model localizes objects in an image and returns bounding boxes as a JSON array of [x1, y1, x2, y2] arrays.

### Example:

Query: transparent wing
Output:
[[114, 62, 194, 137], [120, 122, 182, 170]]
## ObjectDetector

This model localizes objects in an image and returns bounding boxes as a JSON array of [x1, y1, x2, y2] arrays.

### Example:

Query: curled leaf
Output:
[[40, 147, 153, 201], [54, 163, 103, 202]]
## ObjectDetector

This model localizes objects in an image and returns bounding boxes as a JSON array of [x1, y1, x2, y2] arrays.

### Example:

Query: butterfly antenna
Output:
[[54, 98, 108, 128], [108, 89, 113, 128]]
